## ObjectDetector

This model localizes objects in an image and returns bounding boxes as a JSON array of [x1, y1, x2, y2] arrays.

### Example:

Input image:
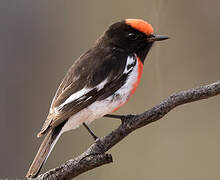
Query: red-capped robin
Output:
[[26, 19, 169, 178]]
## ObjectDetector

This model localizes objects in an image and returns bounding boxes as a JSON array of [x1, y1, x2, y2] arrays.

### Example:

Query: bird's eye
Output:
[[127, 32, 139, 40]]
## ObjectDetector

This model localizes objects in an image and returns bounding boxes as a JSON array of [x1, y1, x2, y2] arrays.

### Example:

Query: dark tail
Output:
[[26, 125, 62, 178]]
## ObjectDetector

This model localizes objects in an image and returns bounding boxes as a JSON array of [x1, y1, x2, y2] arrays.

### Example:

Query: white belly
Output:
[[61, 56, 139, 133]]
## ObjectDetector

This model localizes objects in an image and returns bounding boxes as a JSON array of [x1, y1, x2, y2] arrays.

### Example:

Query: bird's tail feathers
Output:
[[26, 126, 62, 178]]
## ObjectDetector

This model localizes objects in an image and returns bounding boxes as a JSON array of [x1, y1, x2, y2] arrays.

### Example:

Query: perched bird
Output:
[[26, 19, 169, 178]]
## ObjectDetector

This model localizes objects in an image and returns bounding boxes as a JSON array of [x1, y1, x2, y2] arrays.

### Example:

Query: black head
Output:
[[102, 19, 169, 63]]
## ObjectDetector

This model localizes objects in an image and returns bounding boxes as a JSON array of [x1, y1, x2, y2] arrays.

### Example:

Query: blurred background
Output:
[[0, 0, 220, 179]]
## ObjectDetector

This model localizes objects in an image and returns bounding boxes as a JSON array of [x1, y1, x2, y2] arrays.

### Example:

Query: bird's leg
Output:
[[104, 114, 135, 124], [83, 123, 98, 141]]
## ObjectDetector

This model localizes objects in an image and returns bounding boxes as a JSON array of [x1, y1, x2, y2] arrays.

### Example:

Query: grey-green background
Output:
[[1, 0, 220, 179]]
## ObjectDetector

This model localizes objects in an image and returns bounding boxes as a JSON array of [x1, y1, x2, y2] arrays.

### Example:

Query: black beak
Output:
[[148, 34, 170, 42]]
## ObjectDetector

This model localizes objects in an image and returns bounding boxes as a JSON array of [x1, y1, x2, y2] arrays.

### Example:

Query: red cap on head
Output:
[[125, 19, 154, 35]]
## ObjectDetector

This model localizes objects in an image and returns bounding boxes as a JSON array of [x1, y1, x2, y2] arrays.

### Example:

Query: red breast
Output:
[[112, 56, 143, 112]]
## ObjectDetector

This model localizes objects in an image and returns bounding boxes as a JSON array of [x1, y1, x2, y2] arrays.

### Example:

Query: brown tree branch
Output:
[[37, 81, 220, 180]]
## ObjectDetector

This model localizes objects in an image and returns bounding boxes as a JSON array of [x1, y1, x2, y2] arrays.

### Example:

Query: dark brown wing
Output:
[[37, 46, 132, 137]]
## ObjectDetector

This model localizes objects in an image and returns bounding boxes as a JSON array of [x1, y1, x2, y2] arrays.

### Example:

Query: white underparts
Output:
[[61, 55, 139, 133]]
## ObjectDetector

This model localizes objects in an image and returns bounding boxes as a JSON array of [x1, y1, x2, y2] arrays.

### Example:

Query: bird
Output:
[[26, 19, 169, 178]]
